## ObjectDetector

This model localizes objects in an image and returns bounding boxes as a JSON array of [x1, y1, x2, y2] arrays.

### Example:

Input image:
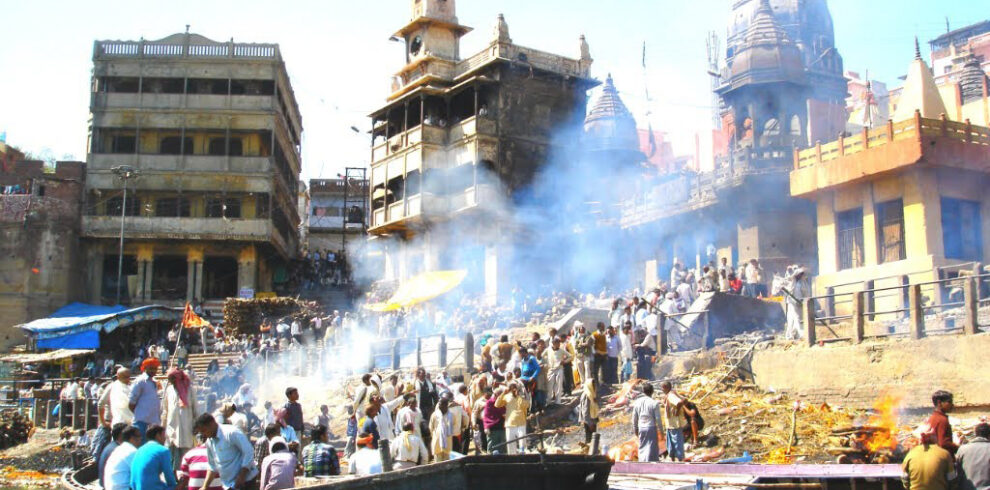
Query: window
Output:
[[155, 197, 190, 217], [208, 138, 226, 156], [406, 169, 422, 196], [229, 138, 243, 156], [106, 195, 140, 216], [942, 197, 982, 261], [256, 194, 270, 218], [876, 199, 905, 263], [836, 207, 864, 270], [160, 136, 192, 155], [206, 197, 241, 218], [111, 135, 136, 154]]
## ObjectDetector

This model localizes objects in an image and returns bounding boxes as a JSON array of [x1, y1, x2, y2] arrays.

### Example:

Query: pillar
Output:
[[194, 261, 204, 301], [852, 291, 865, 343], [136, 245, 154, 301], [142, 259, 154, 301], [484, 239, 512, 307], [88, 249, 104, 304], [135, 259, 147, 301], [237, 246, 258, 294], [186, 247, 204, 303]]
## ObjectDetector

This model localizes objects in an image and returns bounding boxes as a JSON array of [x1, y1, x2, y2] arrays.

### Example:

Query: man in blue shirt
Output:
[[130, 424, 177, 490], [130, 358, 162, 442], [519, 349, 541, 390], [195, 413, 259, 490]]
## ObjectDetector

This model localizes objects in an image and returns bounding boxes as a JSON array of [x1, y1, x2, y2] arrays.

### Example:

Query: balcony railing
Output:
[[87, 154, 272, 174], [82, 216, 274, 241], [92, 93, 277, 112], [794, 112, 990, 169], [94, 40, 279, 60]]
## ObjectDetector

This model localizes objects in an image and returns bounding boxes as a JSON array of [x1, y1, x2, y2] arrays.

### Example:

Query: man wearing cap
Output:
[[99, 368, 134, 428], [130, 358, 162, 442], [259, 436, 297, 490], [347, 433, 383, 476], [902, 429, 956, 490]]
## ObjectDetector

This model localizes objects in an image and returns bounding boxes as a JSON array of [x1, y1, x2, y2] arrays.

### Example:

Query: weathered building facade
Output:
[[83, 32, 303, 305], [0, 160, 86, 348], [367, 0, 596, 300], [308, 177, 368, 253], [619, 0, 841, 288], [792, 48, 990, 314]]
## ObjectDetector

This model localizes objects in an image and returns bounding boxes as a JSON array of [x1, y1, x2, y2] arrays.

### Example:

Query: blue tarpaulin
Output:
[[17, 302, 183, 349]]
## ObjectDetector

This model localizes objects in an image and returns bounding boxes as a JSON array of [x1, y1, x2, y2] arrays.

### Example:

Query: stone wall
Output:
[[749, 333, 990, 409]]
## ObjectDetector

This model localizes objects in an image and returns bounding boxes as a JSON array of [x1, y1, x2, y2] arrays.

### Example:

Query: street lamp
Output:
[[111, 165, 139, 305]]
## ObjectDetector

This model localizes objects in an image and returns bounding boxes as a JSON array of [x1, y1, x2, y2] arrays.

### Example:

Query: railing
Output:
[[802, 269, 989, 346], [95, 40, 280, 60], [795, 112, 990, 169]]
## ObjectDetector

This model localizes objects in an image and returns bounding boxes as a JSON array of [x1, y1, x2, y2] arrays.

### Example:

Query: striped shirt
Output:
[[178, 446, 223, 490]]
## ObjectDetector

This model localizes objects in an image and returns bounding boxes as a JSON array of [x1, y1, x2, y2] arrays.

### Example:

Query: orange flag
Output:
[[182, 303, 210, 329]]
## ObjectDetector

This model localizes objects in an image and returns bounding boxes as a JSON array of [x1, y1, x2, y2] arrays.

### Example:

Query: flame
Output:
[[864, 394, 901, 452], [764, 447, 792, 464], [608, 437, 641, 461]]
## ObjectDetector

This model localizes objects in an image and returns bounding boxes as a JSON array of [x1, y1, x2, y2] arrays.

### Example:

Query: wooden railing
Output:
[[802, 268, 989, 346], [794, 111, 990, 169]]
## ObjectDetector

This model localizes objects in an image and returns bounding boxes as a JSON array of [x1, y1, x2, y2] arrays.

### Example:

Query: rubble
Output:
[[0, 409, 34, 450]]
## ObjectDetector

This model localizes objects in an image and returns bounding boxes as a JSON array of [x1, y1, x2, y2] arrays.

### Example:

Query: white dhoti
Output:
[[547, 368, 563, 403]]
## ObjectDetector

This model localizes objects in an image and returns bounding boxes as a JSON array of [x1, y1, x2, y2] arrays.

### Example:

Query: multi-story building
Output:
[[0, 160, 86, 348], [791, 48, 990, 314], [308, 177, 368, 254], [82, 31, 303, 305], [367, 0, 596, 301]]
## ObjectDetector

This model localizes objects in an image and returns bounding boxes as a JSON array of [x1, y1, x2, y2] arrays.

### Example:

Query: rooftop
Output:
[[790, 112, 990, 197], [93, 32, 281, 61]]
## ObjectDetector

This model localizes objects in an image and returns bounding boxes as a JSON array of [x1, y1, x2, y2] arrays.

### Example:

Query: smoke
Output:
[[346, 104, 668, 308]]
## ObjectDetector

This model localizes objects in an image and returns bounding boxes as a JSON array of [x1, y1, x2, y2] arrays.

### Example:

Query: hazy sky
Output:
[[0, 0, 984, 181]]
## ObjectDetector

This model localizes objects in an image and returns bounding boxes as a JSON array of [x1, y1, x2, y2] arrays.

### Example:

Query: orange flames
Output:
[[608, 437, 641, 461], [864, 394, 901, 452]]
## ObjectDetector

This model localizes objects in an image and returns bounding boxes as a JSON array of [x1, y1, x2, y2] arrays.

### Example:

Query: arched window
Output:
[[763, 118, 780, 137], [789, 115, 802, 136]]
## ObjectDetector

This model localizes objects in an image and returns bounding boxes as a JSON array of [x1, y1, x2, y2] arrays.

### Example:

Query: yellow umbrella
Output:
[[364, 270, 468, 312]]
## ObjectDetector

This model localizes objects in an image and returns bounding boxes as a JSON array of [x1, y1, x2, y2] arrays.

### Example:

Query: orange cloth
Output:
[[141, 358, 161, 372], [592, 331, 608, 355]]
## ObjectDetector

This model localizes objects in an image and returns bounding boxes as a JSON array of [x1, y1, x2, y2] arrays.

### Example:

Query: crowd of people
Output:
[[900, 390, 989, 490]]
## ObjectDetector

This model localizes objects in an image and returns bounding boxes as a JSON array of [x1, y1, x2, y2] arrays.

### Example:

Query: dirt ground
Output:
[[0, 429, 66, 488]]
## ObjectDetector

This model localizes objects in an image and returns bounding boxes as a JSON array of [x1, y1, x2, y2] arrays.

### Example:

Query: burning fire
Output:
[[607, 437, 641, 462], [864, 394, 901, 452], [764, 447, 792, 464]]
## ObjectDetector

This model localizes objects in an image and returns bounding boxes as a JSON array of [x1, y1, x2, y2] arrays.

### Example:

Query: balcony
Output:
[[83, 216, 275, 242], [790, 114, 990, 197], [92, 93, 277, 112], [372, 124, 446, 162], [87, 153, 272, 173]]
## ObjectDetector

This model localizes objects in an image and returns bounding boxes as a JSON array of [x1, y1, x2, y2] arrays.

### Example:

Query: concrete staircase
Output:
[[182, 352, 243, 379]]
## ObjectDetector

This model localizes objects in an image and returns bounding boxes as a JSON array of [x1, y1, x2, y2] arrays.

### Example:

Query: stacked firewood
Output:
[[0, 409, 34, 450], [222, 297, 322, 335]]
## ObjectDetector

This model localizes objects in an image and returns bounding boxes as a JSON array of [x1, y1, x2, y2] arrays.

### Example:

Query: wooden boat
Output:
[[307, 454, 613, 490]]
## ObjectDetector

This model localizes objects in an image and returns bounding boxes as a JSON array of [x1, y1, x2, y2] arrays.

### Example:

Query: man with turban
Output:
[[162, 367, 198, 471], [129, 358, 161, 442]]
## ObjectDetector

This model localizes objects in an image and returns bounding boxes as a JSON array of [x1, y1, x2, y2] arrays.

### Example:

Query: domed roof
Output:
[[960, 55, 988, 104], [584, 74, 640, 153], [727, 0, 838, 74], [722, 0, 805, 92]]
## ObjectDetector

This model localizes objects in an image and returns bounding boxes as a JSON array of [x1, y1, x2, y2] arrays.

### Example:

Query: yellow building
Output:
[[791, 49, 990, 314]]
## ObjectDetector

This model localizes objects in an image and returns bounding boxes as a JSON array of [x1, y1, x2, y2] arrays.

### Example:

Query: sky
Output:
[[0, 0, 985, 182]]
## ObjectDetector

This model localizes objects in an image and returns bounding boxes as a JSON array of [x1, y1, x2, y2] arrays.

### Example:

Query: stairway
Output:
[[182, 352, 244, 379]]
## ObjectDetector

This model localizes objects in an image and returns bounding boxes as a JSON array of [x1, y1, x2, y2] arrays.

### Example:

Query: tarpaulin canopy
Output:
[[365, 270, 468, 312], [0, 349, 95, 364], [16, 302, 183, 349]]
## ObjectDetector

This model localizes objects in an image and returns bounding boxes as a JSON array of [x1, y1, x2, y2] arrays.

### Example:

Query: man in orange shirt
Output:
[[592, 322, 608, 386]]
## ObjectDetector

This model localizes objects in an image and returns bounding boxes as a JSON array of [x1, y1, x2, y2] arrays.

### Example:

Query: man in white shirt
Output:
[[390, 422, 428, 469], [98, 368, 133, 427], [290, 318, 302, 343], [102, 426, 141, 490], [619, 323, 635, 382], [395, 394, 424, 438], [348, 434, 383, 476]]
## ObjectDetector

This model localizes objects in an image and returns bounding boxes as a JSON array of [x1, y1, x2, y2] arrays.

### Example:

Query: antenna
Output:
[[706, 31, 722, 129], [642, 41, 657, 159]]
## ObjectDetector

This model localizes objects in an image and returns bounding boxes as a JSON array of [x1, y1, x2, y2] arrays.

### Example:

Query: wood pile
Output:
[[0, 409, 34, 450], [222, 297, 322, 335]]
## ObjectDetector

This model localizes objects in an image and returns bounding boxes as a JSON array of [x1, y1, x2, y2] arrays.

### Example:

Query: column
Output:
[[194, 261, 204, 302], [143, 259, 154, 301], [186, 247, 204, 302], [87, 248, 104, 304], [863, 186, 879, 266], [135, 260, 146, 300], [237, 246, 257, 294]]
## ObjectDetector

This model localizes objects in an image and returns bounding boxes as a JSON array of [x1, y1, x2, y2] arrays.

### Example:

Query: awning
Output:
[[365, 270, 467, 312], [0, 349, 95, 364], [16, 302, 183, 349]]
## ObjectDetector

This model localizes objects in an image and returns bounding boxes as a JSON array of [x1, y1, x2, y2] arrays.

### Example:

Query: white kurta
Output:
[[162, 384, 198, 449]]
